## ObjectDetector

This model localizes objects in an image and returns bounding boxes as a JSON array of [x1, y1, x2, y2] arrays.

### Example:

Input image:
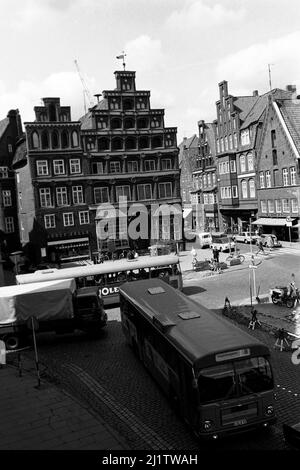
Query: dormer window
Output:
[[240, 129, 250, 146]]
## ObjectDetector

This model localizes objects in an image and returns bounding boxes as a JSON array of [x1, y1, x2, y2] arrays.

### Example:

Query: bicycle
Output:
[[226, 252, 245, 263]]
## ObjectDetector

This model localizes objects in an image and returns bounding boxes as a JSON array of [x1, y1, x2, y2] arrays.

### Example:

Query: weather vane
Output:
[[116, 51, 126, 71]]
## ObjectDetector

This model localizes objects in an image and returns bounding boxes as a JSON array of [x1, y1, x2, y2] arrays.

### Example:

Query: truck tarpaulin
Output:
[[0, 279, 76, 325]]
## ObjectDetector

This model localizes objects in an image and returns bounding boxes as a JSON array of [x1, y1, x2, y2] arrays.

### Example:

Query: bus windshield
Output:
[[198, 357, 273, 403]]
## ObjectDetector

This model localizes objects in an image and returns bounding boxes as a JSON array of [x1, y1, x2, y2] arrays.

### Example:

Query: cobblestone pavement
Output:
[[22, 305, 300, 451]]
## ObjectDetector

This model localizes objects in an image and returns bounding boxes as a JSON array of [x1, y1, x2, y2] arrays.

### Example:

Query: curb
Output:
[[234, 294, 271, 306]]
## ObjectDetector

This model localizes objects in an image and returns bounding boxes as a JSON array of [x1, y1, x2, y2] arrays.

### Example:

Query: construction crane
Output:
[[74, 59, 94, 114]]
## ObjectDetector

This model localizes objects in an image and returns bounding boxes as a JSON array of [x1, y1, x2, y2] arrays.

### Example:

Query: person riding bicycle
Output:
[[256, 238, 265, 254]]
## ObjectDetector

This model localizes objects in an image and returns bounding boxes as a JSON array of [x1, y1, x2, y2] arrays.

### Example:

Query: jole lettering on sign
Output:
[[101, 286, 120, 296]]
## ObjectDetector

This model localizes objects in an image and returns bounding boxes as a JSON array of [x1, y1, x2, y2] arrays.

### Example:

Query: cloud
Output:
[[0, 72, 97, 123], [123, 35, 165, 73], [216, 30, 300, 94], [166, 0, 245, 31]]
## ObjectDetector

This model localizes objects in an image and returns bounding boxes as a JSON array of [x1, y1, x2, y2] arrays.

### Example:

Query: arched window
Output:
[[249, 179, 255, 198], [71, 130, 79, 147], [61, 131, 69, 149], [247, 153, 254, 171], [52, 130, 59, 149], [124, 118, 135, 129], [32, 131, 39, 149], [123, 99, 134, 110], [98, 137, 110, 151], [111, 137, 123, 151], [49, 104, 57, 122], [241, 180, 248, 199], [125, 137, 136, 150], [240, 155, 246, 173], [137, 118, 148, 129], [136, 98, 146, 109], [139, 136, 149, 149], [41, 130, 49, 149], [111, 118, 122, 129], [165, 134, 173, 147], [40, 113, 47, 122], [152, 136, 163, 148], [151, 117, 160, 128]]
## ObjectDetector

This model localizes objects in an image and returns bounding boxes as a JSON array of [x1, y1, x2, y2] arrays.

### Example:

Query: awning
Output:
[[251, 218, 295, 226], [48, 237, 89, 246]]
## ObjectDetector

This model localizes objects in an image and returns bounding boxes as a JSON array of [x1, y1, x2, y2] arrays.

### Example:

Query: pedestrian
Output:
[[248, 309, 261, 330], [256, 238, 265, 254], [213, 246, 219, 263]]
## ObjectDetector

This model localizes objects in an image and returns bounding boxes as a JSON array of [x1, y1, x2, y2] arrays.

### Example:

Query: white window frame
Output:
[[127, 161, 139, 173], [241, 129, 250, 146], [70, 158, 81, 174], [158, 182, 172, 199], [267, 200, 274, 213], [240, 155, 246, 173], [116, 185, 131, 201], [275, 200, 281, 213], [241, 180, 248, 199], [232, 185, 238, 198], [39, 188, 52, 208], [247, 153, 254, 171], [53, 159, 65, 175], [79, 211, 90, 225], [282, 168, 289, 187], [44, 214, 55, 229], [92, 162, 104, 174], [5, 216, 14, 233], [72, 186, 84, 205], [0, 167, 9, 178], [230, 160, 236, 173], [161, 159, 172, 170], [2, 190, 12, 207], [249, 179, 255, 198], [259, 172, 265, 189], [261, 200, 267, 213], [36, 160, 49, 176], [282, 199, 289, 213], [63, 212, 74, 227], [291, 199, 298, 213], [110, 161, 121, 173], [137, 184, 152, 201], [290, 167, 296, 186], [266, 171, 271, 188], [56, 187, 68, 206], [144, 160, 156, 172], [94, 187, 109, 204]]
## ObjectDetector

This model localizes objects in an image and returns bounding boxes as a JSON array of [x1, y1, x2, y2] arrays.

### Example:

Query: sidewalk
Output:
[[0, 357, 127, 450]]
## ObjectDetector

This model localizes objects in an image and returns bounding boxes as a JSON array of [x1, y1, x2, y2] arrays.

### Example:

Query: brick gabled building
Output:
[[254, 88, 300, 241]]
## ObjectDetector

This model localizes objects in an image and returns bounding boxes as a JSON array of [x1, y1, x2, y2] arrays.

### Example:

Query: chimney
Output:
[[253, 90, 259, 97], [286, 85, 297, 93]]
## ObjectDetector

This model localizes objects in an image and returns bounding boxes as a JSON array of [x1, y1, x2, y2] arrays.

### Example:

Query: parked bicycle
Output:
[[225, 250, 245, 263]]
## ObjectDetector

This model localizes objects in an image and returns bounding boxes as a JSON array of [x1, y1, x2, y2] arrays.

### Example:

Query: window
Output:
[[86, 138, 95, 150], [225, 161, 230, 174], [247, 153, 254, 171], [229, 134, 233, 150], [53, 160, 65, 175], [71, 131, 79, 147], [137, 184, 152, 201], [240, 155, 246, 173], [241, 180, 248, 199], [212, 173, 216, 185], [282, 168, 289, 186], [273, 169, 279, 187], [2, 190, 12, 206], [94, 187, 109, 204], [233, 133, 238, 148], [97, 118, 107, 129], [232, 185, 238, 198], [36, 160, 49, 176], [161, 159, 172, 170], [0, 167, 8, 178], [259, 172, 265, 189], [52, 131, 59, 149], [290, 167, 296, 185], [291, 199, 298, 213], [241, 129, 250, 146], [216, 140, 220, 153], [116, 185, 131, 201], [56, 187, 68, 206], [72, 186, 84, 204], [272, 149, 278, 166], [275, 200, 281, 213], [127, 161, 139, 173], [261, 200, 267, 213], [110, 161, 121, 173], [44, 214, 55, 229], [230, 160, 236, 173], [32, 131, 39, 149], [144, 160, 156, 171], [268, 200, 274, 213], [224, 136, 228, 151], [159, 182, 172, 199], [203, 175, 207, 187], [5, 217, 14, 233], [271, 130, 276, 148], [70, 159, 81, 174], [41, 131, 49, 149], [249, 179, 255, 198], [220, 138, 224, 152], [79, 211, 90, 225], [39, 188, 52, 208], [63, 213, 74, 226], [207, 173, 212, 186], [203, 194, 208, 204], [219, 163, 223, 174], [92, 162, 104, 174], [282, 199, 289, 213], [266, 171, 271, 188]]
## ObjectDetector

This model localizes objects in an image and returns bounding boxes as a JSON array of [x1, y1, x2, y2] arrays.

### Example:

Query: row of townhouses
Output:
[[1, 70, 181, 267], [180, 80, 300, 241]]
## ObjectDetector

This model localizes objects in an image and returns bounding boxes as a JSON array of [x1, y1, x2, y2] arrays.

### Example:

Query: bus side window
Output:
[[117, 271, 126, 282], [95, 275, 103, 285]]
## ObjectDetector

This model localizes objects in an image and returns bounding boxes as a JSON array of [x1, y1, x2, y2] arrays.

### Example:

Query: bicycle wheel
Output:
[[225, 255, 233, 262], [238, 255, 245, 263]]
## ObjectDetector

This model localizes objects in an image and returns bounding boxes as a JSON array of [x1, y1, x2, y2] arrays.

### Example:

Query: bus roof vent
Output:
[[148, 287, 166, 295], [152, 315, 176, 332], [178, 311, 201, 320]]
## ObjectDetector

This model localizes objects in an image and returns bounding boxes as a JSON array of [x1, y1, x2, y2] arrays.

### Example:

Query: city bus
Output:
[[119, 279, 276, 439], [16, 255, 182, 306]]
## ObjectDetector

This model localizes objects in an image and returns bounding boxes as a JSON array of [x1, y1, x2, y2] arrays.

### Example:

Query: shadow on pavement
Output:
[[183, 285, 207, 295]]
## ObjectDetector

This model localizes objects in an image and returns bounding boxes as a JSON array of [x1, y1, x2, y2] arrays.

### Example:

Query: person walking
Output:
[[256, 238, 265, 255]]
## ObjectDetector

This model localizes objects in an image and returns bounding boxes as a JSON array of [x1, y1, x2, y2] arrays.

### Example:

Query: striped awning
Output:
[[251, 218, 296, 226]]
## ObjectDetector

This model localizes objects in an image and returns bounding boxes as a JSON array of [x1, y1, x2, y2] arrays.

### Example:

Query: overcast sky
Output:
[[1, 0, 300, 142]]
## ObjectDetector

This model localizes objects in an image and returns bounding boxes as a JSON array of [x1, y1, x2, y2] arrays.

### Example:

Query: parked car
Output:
[[210, 236, 236, 252], [197, 232, 212, 248], [260, 234, 282, 248], [235, 231, 259, 244]]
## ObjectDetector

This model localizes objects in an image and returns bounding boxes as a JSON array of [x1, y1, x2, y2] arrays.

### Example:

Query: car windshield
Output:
[[198, 357, 273, 403]]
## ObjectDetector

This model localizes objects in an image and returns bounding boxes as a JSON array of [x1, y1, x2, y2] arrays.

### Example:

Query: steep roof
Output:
[[79, 98, 108, 130], [178, 134, 199, 150], [233, 96, 258, 121], [12, 138, 27, 170], [0, 117, 9, 139], [277, 99, 300, 154]]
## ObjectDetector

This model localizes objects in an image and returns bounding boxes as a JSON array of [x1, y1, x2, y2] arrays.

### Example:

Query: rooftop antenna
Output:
[[268, 63, 274, 91], [116, 51, 127, 71], [74, 59, 94, 113]]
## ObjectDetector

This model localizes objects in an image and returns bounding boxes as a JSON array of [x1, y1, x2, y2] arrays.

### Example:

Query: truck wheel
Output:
[[286, 298, 295, 308], [5, 335, 20, 350]]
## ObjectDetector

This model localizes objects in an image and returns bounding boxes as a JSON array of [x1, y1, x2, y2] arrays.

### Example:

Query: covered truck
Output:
[[0, 278, 107, 349]]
